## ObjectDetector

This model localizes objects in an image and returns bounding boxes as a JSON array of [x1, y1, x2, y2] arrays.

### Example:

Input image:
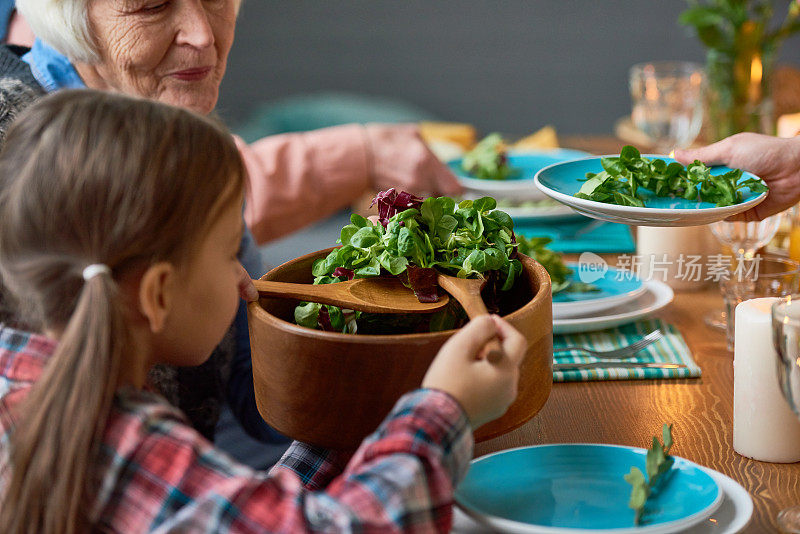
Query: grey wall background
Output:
[[218, 1, 800, 136]]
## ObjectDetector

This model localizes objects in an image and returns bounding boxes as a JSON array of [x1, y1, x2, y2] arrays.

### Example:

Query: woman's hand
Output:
[[675, 133, 800, 221], [422, 315, 526, 429], [239, 264, 259, 302], [364, 124, 464, 197]]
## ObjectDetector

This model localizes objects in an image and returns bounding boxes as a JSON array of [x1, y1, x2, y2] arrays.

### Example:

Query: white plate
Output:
[[553, 280, 674, 334], [534, 156, 767, 227], [453, 465, 753, 534], [450, 149, 591, 202]]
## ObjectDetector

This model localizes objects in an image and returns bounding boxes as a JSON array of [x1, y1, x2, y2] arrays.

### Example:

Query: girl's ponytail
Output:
[[1, 268, 129, 534], [0, 89, 245, 532]]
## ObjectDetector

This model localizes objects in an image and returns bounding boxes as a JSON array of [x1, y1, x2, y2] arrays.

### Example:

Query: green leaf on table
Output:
[[625, 423, 675, 526], [662, 422, 673, 452]]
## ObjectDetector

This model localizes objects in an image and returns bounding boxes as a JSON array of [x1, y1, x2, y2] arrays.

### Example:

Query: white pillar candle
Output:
[[734, 297, 800, 463], [636, 225, 716, 290]]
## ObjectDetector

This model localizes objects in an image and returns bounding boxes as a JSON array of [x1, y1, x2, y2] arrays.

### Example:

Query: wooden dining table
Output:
[[471, 136, 800, 533]]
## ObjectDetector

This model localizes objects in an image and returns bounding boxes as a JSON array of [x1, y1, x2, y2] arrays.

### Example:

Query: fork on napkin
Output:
[[553, 319, 701, 382]]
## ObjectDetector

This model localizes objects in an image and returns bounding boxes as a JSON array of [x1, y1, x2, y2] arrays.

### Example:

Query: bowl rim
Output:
[[248, 248, 551, 341]]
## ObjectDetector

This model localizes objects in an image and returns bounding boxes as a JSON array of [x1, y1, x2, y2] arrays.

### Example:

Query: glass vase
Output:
[[704, 22, 777, 141]]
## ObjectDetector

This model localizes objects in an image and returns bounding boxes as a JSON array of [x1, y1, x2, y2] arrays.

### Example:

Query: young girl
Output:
[[0, 89, 526, 533]]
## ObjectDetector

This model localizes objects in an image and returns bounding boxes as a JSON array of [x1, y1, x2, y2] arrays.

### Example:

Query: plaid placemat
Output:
[[553, 319, 701, 382]]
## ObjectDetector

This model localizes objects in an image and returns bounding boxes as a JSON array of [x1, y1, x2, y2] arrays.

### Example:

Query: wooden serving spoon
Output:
[[252, 277, 450, 314], [436, 273, 505, 363]]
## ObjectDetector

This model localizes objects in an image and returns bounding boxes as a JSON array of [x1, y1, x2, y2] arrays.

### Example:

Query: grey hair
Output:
[[15, 0, 244, 64], [16, 0, 98, 63]]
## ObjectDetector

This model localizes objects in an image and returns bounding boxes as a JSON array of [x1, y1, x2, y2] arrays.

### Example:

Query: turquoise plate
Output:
[[451, 149, 590, 201], [534, 155, 767, 227], [553, 265, 645, 319], [456, 444, 723, 534]]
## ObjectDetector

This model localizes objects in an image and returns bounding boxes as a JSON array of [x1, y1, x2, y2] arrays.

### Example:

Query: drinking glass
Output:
[[771, 297, 800, 532], [721, 255, 800, 351], [706, 215, 784, 331], [629, 61, 705, 154]]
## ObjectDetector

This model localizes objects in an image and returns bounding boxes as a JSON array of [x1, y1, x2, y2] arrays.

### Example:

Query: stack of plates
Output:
[[553, 265, 673, 335]]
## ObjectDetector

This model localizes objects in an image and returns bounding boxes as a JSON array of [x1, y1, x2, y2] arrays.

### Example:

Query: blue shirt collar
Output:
[[21, 38, 85, 92]]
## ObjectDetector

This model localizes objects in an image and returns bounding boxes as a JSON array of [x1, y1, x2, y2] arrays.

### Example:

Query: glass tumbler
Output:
[[629, 61, 705, 154], [771, 297, 800, 533], [721, 255, 800, 351], [706, 215, 784, 330]]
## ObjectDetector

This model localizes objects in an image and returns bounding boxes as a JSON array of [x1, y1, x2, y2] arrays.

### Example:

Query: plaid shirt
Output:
[[0, 326, 473, 533]]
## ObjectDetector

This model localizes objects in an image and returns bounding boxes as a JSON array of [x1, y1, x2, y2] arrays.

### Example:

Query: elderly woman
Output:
[[8, 0, 461, 241], [0, 0, 461, 448]]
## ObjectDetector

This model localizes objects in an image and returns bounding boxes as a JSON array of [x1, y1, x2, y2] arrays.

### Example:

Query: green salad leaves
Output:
[[295, 190, 522, 333], [575, 145, 767, 208], [461, 133, 519, 181], [293, 189, 592, 334], [324, 194, 521, 285]]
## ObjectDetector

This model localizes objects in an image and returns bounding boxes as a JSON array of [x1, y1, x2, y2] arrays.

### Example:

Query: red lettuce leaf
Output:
[[317, 306, 334, 331], [370, 188, 424, 226], [332, 267, 355, 280], [406, 265, 439, 303]]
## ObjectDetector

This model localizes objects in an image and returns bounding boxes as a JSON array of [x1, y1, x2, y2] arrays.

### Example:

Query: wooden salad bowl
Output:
[[247, 248, 553, 449]]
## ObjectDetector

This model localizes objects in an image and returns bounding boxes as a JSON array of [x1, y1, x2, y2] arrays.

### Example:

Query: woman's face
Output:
[[85, 0, 237, 114]]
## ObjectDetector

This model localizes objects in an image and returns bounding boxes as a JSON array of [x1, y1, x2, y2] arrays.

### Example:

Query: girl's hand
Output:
[[422, 315, 526, 429], [239, 264, 259, 302], [675, 133, 800, 221]]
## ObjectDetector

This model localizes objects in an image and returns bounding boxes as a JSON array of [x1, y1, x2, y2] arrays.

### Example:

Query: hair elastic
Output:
[[82, 264, 111, 282]]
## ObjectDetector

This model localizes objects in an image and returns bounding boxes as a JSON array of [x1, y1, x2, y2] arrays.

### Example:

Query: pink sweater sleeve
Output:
[[236, 125, 371, 244]]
